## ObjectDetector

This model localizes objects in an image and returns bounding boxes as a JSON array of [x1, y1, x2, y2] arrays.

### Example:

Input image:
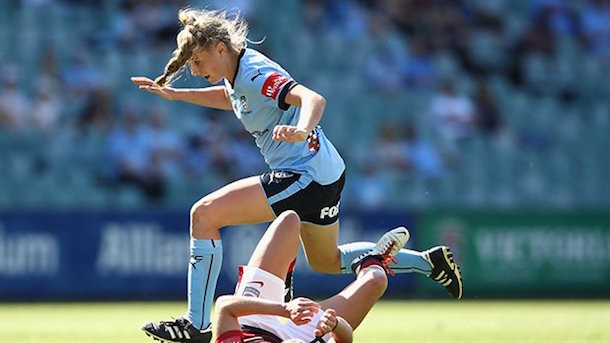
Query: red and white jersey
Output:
[[233, 266, 332, 342]]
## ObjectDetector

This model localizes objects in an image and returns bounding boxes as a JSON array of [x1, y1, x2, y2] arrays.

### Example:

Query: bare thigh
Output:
[[299, 221, 341, 274], [246, 211, 301, 280], [320, 267, 387, 330], [190, 176, 276, 239]]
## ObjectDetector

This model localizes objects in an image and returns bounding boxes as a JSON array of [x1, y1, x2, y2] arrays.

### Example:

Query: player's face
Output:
[[190, 43, 225, 84]]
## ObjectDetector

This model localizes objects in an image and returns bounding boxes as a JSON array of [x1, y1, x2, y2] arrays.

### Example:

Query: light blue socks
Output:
[[186, 239, 223, 330], [339, 242, 431, 276]]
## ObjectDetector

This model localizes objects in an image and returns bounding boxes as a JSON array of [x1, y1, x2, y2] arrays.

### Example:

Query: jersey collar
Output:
[[227, 48, 246, 88]]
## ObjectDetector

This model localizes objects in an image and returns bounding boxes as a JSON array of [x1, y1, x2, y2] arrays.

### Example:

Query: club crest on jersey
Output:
[[261, 72, 289, 99], [238, 95, 251, 115], [307, 128, 320, 153]]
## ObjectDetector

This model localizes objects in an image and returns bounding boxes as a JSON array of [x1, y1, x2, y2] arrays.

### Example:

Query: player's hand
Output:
[[131, 76, 175, 100], [314, 309, 338, 337], [285, 297, 320, 325], [272, 125, 309, 143]]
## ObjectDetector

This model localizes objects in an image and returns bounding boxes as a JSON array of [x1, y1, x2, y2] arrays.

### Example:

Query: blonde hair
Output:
[[154, 8, 249, 86]]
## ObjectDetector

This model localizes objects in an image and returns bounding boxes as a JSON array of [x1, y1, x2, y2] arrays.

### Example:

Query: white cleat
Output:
[[351, 227, 410, 275]]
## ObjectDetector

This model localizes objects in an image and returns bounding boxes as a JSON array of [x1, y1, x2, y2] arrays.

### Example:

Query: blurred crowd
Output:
[[1, 0, 609, 210]]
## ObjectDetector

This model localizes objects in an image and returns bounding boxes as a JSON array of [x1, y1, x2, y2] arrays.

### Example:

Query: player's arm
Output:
[[314, 309, 353, 343], [214, 295, 321, 334], [273, 84, 327, 143], [131, 77, 232, 110], [327, 316, 353, 343]]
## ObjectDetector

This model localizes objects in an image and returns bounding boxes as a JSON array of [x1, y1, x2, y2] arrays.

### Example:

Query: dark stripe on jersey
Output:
[[278, 80, 298, 110], [309, 337, 327, 343], [229, 49, 247, 86], [241, 325, 283, 343]]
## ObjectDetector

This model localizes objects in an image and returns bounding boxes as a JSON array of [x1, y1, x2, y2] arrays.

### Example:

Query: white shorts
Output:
[[235, 266, 331, 342]]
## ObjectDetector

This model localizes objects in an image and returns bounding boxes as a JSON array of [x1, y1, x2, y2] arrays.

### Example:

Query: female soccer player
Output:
[[133, 8, 462, 343], [212, 211, 410, 343], [144, 210, 413, 343]]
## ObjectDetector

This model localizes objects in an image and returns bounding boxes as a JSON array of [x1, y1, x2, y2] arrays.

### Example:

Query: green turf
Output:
[[1, 300, 609, 342]]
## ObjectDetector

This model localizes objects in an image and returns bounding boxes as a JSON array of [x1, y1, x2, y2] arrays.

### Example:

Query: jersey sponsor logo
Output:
[[261, 72, 289, 100], [242, 280, 264, 297], [242, 286, 261, 298], [320, 201, 340, 219]]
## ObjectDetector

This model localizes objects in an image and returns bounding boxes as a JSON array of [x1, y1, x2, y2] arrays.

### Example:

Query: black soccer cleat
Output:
[[142, 317, 212, 343], [351, 227, 410, 275], [423, 246, 463, 300]]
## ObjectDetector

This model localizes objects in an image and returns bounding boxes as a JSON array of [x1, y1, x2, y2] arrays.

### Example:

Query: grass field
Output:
[[1, 300, 609, 342]]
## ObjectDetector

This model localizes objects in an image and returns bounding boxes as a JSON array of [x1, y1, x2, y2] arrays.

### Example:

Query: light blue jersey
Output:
[[224, 48, 345, 186]]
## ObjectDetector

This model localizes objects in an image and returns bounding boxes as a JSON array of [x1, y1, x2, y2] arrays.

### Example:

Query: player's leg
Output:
[[142, 176, 275, 342], [338, 238, 464, 299], [230, 211, 313, 341], [297, 205, 459, 301], [320, 264, 388, 329], [299, 221, 342, 273], [190, 176, 276, 240], [288, 172, 432, 276], [299, 220, 433, 276], [270, 171, 460, 299], [187, 177, 275, 329], [322, 247, 463, 332], [318, 227, 410, 329], [339, 243, 432, 275], [245, 210, 301, 279], [231, 210, 301, 321], [258, 171, 334, 300], [187, 176, 275, 329]]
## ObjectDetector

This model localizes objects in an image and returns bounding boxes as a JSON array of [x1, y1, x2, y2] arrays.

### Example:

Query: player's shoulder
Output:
[[238, 48, 291, 83], [236, 48, 295, 101]]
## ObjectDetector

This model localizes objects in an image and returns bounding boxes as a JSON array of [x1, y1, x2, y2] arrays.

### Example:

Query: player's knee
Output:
[[214, 295, 230, 311], [213, 295, 234, 319], [190, 198, 220, 238], [367, 267, 388, 294], [277, 210, 301, 231]]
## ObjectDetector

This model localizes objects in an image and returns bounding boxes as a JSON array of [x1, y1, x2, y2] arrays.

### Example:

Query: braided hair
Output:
[[154, 8, 249, 86]]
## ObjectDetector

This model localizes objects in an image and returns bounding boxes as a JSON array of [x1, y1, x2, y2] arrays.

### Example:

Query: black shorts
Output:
[[259, 171, 345, 226]]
